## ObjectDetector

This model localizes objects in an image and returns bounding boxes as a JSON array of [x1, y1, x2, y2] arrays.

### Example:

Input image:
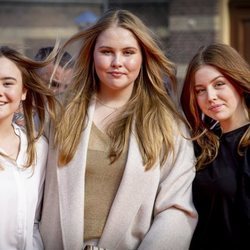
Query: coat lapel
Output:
[[57, 100, 96, 250], [99, 133, 159, 249]]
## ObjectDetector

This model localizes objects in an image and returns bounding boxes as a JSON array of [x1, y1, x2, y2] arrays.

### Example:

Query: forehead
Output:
[[95, 26, 140, 48], [0, 56, 22, 80], [195, 65, 222, 85]]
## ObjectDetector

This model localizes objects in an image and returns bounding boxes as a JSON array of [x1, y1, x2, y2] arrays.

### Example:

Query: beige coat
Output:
[[40, 100, 198, 250]]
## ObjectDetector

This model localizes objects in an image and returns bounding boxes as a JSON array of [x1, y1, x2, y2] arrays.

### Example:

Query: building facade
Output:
[[0, 0, 249, 92]]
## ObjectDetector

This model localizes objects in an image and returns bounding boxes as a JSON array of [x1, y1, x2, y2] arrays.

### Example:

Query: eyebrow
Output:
[[209, 75, 224, 83], [195, 75, 225, 87], [97, 46, 139, 50], [0, 76, 17, 81]]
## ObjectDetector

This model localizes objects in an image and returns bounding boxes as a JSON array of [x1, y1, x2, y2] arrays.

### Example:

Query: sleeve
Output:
[[33, 138, 47, 250], [238, 147, 250, 246], [138, 124, 198, 250]]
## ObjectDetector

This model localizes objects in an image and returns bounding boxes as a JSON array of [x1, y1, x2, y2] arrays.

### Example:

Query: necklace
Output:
[[96, 97, 121, 110]]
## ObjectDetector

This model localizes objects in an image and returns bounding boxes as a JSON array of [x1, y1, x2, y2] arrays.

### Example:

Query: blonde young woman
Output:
[[40, 9, 197, 250], [0, 46, 57, 249], [181, 43, 250, 250]]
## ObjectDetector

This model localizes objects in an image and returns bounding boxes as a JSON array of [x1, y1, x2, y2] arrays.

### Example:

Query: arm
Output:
[[138, 124, 198, 250]]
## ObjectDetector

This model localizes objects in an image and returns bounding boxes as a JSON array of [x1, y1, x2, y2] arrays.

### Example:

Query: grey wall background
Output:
[[0, 0, 229, 95]]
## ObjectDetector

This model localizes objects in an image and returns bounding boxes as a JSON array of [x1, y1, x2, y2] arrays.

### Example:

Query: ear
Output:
[[21, 87, 27, 101]]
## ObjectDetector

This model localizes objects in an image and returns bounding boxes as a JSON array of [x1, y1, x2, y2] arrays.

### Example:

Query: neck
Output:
[[96, 97, 120, 110], [0, 119, 14, 136], [221, 119, 250, 133], [95, 94, 128, 110]]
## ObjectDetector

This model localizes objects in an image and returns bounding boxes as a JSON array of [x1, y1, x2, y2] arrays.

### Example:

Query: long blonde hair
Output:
[[0, 46, 58, 168], [55, 9, 185, 170], [181, 43, 250, 170]]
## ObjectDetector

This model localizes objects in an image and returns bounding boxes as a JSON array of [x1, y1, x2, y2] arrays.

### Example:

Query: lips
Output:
[[109, 71, 124, 77], [208, 104, 223, 112]]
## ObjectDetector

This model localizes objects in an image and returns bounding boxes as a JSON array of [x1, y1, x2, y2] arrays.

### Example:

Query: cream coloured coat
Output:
[[40, 99, 198, 250]]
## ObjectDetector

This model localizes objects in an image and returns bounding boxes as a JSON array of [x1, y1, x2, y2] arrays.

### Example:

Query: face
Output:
[[194, 65, 247, 132], [40, 63, 73, 95], [93, 26, 142, 96], [0, 57, 27, 123]]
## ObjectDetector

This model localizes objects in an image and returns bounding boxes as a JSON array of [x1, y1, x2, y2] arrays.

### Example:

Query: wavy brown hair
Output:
[[55, 9, 186, 170], [0, 46, 59, 168], [180, 43, 250, 170]]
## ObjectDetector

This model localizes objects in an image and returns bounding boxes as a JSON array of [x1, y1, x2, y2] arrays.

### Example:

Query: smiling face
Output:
[[0, 57, 27, 124], [194, 65, 248, 132], [93, 25, 143, 97]]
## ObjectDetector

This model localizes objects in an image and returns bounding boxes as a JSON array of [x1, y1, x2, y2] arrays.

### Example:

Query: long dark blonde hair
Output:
[[55, 9, 185, 170], [181, 43, 250, 170], [0, 46, 58, 168]]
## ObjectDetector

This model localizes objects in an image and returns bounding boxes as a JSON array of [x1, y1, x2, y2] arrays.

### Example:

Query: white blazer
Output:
[[40, 99, 197, 250]]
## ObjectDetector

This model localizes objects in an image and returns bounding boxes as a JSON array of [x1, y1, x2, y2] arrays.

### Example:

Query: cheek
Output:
[[196, 96, 206, 111], [228, 91, 241, 106], [126, 57, 142, 72], [6, 91, 24, 106], [94, 54, 110, 71], [94, 60, 110, 81]]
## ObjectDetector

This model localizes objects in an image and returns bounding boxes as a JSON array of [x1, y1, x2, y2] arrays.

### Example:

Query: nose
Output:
[[111, 54, 122, 68], [207, 87, 217, 101]]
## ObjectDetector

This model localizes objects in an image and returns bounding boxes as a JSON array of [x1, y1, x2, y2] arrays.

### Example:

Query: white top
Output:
[[0, 124, 47, 250]]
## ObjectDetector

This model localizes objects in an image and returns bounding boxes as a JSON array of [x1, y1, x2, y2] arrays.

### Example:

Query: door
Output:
[[230, 0, 250, 64]]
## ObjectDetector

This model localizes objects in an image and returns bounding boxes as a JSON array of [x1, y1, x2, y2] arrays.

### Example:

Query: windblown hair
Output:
[[35, 46, 73, 68], [180, 43, 250, 170], [55, 9, 185, 170], [0, 46, 58, 168]]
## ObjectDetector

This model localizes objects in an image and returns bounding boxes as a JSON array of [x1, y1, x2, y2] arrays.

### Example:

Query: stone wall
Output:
[[0, 1, 102, 57], [0, 0, 223, 90]]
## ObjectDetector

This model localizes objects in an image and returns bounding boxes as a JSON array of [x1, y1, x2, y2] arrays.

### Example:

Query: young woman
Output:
[[181, 43, 250, 250], [40, 9, 197, 250], [0, 46, 57, 249]]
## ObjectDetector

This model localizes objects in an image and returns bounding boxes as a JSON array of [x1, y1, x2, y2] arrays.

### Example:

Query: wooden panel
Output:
[[243, 20, 250, 63], [230, 2, 250, 63]]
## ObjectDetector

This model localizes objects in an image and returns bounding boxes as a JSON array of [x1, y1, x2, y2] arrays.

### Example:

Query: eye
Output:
[[214, 81, 225, 88], [123, 50, 135, 56], [100, 49, 112, 55], [195, 88, 206, 95], [3, 81, 14, 87]]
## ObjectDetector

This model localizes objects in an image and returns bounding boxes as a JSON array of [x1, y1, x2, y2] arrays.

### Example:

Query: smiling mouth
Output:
[[208, 104, 222, 111], [0, 102, 6, 106]]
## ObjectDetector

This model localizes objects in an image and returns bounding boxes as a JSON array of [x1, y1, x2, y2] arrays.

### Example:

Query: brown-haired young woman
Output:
[[0, 46, 58, 249], [181, 43, 250, 250]]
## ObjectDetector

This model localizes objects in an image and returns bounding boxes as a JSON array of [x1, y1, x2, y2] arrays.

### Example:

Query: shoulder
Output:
[[173, 119, 192, 141], [36, 135, 49, 151], [172, 120, 195, 161], [13, 123, 48, 151]]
